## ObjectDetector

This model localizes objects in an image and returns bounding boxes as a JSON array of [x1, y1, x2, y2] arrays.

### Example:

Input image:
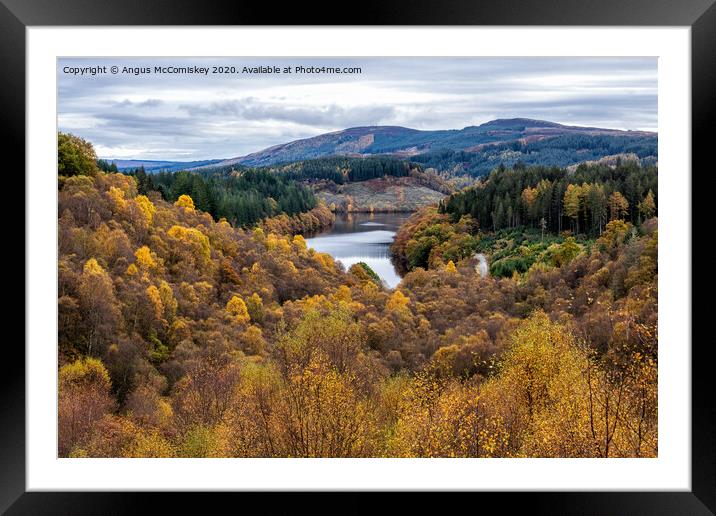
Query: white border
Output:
[[27, 27, 691, 491]]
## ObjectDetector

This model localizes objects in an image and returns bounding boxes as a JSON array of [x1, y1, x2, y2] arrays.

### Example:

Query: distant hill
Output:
[[192, 118, 657, 175], [106, 159, 224, 173]]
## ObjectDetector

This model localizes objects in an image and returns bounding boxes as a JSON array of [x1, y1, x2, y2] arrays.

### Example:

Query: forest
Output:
[[57, 133, 657, 458], [61, 130, 321, 230], [269, 156, 414, 184], [411, 134, 658, 177], [134, 168, 317, 228], [439, 161, 657, 234], [392, 162, 657, 279]]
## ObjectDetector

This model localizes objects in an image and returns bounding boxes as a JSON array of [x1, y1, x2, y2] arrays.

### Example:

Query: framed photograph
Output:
[[5, 0, 712, 511]]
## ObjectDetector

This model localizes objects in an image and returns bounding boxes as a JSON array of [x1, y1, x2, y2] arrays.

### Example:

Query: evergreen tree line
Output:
[[275, 156, 415, 184], [97, 159, 119, 173], [124, 167, 317, 227], [411, 134, 657, 177], [439, 162, 658, 236]]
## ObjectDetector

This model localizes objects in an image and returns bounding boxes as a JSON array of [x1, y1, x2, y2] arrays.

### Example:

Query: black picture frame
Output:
[[3, 0, 711, 512]]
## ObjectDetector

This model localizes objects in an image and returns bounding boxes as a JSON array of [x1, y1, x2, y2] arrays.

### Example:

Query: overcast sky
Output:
[[58, 57, 657, 161]]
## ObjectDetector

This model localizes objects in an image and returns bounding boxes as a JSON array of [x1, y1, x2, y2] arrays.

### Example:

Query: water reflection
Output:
[[304, 212, 412, 289]]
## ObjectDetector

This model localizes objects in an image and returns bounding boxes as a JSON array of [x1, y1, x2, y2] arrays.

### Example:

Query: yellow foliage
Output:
[[276, 357, 375, 457], [178, 425, 229, 458], [609, 191, 630, 221], [98, 173, 138, 198], [146, 285, 164, 320], [252, 227, 266, 243], [128, 430, 175, 458], [75, 414, 175, 458], [444, 260, 458, 273], [167, 225, 211, 261], [174, 194, 195, 210], [333, 285, 352, 303], [300, 294, 329, 313], [158, 281, 177, 321], [226, 295, 250, 324], [362, 281, 379, 296], [266, 233, 292, 254], [499, 312, 580, 403], [83, 257, 106, 276], [58, 357, 115, 456], [313, 252, 334, 270], [59, 356, 112, 389], [292, 234, 307, 250], [521, 186, 538, 209], [58, 167, 658, 459], [386, 290, 410, 313], [135, 195, 156, 225], [390, 373, 509, 458], [430, 344, 461, 377], [134, 245, 157, 270], [169, 319, 191, 344], [597, 219, 632, 251], [107, 186, 127, 211]]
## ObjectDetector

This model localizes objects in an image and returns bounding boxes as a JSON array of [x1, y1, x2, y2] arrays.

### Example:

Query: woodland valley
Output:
[[57, 120, 658, 458]]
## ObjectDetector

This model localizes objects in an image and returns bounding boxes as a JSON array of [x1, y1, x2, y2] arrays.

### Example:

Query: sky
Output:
[[58, 57, 657, 161]]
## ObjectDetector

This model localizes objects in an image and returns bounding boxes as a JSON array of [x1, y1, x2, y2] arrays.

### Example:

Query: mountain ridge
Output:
[[190, 118, 657, 170]]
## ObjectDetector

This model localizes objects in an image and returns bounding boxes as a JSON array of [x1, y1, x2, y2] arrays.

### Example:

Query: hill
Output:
[[108, 159, 224, 173], [193, 118, 657, 174]]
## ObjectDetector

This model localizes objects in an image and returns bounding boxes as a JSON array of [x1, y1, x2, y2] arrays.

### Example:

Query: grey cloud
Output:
[[113, 98, 164, 108], [58, 57, 657, 160], [91, 113, 201, 137], [180, 99, 396, 128]]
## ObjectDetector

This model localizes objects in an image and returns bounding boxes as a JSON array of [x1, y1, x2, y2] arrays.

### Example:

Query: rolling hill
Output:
[[192, 118, 657, 174], [107, 159, 224, 173]]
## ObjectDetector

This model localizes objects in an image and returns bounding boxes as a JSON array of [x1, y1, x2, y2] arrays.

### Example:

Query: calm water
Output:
[[305, 212, 412, 289]]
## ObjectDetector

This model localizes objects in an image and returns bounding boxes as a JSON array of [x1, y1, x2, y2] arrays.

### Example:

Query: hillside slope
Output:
[[109, 159, 224, 173], [57, 170, 658, 458], [314, 176, 446, 212], [195, 118, 657, 171]]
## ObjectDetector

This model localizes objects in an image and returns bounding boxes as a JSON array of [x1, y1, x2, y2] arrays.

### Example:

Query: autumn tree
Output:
[[609, 191, 630, 221], [274, 308, 365, 375], [597, 219, 632, 253], [586, 183, 608, 234], [134, 245, 158, 271], [639, 189, 656, 220], [226, 295, 250, 324], [583, 352, 658, 457], [386, 290, 410, 314], [77, 258, 121, 356], [174, 194, 195, 211], [172, 359, 241, 431], [275, 356, 375, 457], [58, 357, 116, 456], [391, 373, 509, 458], [487, 311, 591, 456], [245, 292, 264, 324], [135, 194, 156, 225], [563, 184, 583, 233], [444, 260, 458, 274], [74, 414, 175, 458]]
